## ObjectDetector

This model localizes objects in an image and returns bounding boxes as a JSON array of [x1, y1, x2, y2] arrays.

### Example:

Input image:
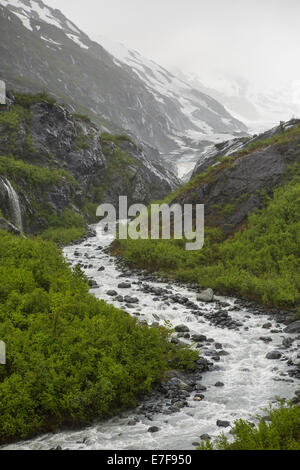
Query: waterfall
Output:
[[0, 178, 23, 231]]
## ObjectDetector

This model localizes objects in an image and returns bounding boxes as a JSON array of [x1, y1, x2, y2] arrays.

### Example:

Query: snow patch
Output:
[[66, 34, 89, 50]]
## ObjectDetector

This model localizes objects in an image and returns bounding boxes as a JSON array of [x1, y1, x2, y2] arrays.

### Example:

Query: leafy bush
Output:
[[40, 209, 87, 245], [200, 403, 300, 450], [0, 110, 20, 129], [14, 92, 56, 108], [0, 155, 76, 187], [40, 227, 86, 245], [0, 230, 196, 444], [74, 134, 91, 151], [101, 132, 135, 145], [72, 113, 92, 124]]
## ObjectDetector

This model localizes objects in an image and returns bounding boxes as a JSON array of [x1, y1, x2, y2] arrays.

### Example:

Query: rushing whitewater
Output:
[[3, 222, 299, 450], [0, 178, 23, 231]]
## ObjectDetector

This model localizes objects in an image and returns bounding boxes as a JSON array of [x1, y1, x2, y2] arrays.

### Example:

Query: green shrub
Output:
[[0, 155, 77, 187], [39, 209, 87, 245], [0, 110, 20, 130], [101, 132, 135, 145], [74, 134, 91, 151], [40, 226, 86, 245], [0, 230, 196, 444], [72, 113, 92, 124], [14, 92, 56, 108], [200, 403, 300, 450]]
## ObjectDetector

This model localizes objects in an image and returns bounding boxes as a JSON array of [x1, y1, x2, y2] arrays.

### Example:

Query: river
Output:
[[3, 222, 299, 450]]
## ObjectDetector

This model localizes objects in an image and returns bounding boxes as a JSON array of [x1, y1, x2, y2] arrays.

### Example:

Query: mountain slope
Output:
[[114, 119, 300, 308], [0, 0, 246, 159], [177, 72, 300, 128], [0, 91, 178, 240]]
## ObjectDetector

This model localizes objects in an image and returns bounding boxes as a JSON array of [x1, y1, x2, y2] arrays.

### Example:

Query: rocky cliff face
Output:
[[0, 92, 178, 234], [0, 0, 247, 158], [192, 119, 300, 177], [171, 119, 300, 234]]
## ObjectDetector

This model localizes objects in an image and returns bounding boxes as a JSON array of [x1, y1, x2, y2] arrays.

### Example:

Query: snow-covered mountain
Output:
[[93, 35, 247, 139], [0, 0, 247, 176], [175, 71, 300, 133]]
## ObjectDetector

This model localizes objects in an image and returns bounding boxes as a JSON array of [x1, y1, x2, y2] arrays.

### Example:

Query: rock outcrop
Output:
[[0, 94, 178, 233], [172, 119, 300, 234]]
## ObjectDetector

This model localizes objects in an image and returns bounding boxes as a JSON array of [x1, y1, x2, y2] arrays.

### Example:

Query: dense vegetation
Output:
[[0, 155, 76, 188], [200, 403, 300, 450], [39, 209, 87, 245], [0, 95, 143, 244], [0, 230, 196, 444], [0, 93, 89, 242], [114, 172, 300, 308]]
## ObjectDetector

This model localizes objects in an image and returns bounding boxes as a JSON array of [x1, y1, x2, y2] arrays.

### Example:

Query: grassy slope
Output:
[[0, 230, 196, 444], [114, 165, 300, 309]]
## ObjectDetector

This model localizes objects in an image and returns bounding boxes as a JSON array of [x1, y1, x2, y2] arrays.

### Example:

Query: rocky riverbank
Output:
[[3, 222, 299, 450]]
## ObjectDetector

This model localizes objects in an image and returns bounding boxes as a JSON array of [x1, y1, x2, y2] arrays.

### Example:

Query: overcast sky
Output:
[[45, 0, 300, 94]]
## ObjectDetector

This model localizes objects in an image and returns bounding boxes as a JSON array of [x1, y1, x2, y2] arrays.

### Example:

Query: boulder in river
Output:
[[148, 426, 160, 433], [178, 380, 193, 392], [266, 351, 282, 360], [118, 282, 132, 289], [282, 337, 294, 348], [191, 334, 207, 342], [217, 420, 230, 428], [107, 290, 118, 296], [175, 324, 190, 333], [284, 321, 300, 334], [124, 295, 139, 304], [200, 434, 211, 440], [197, 289, 214, 302]]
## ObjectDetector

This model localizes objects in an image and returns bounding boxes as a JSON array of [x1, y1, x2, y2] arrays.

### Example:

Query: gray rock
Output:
[[215, 381, 224, 387], [282, 337, 294, 348], [200, 434, 211, 440], [259, 336, 272, 343], [191, 334, 207, 342], [217, 420, 230, 428], [124, 295, 139, 304], [175, 324, 190, 333], [148, 426, 160, 433], [197, 289, 214, 302], [195, 384, 207, 392], [284, 321, 300, 334], [118, 282, 132, 289], [266, 351, 282, 360], [178, 380, 193, 392], [107, 290, 118, 296]]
